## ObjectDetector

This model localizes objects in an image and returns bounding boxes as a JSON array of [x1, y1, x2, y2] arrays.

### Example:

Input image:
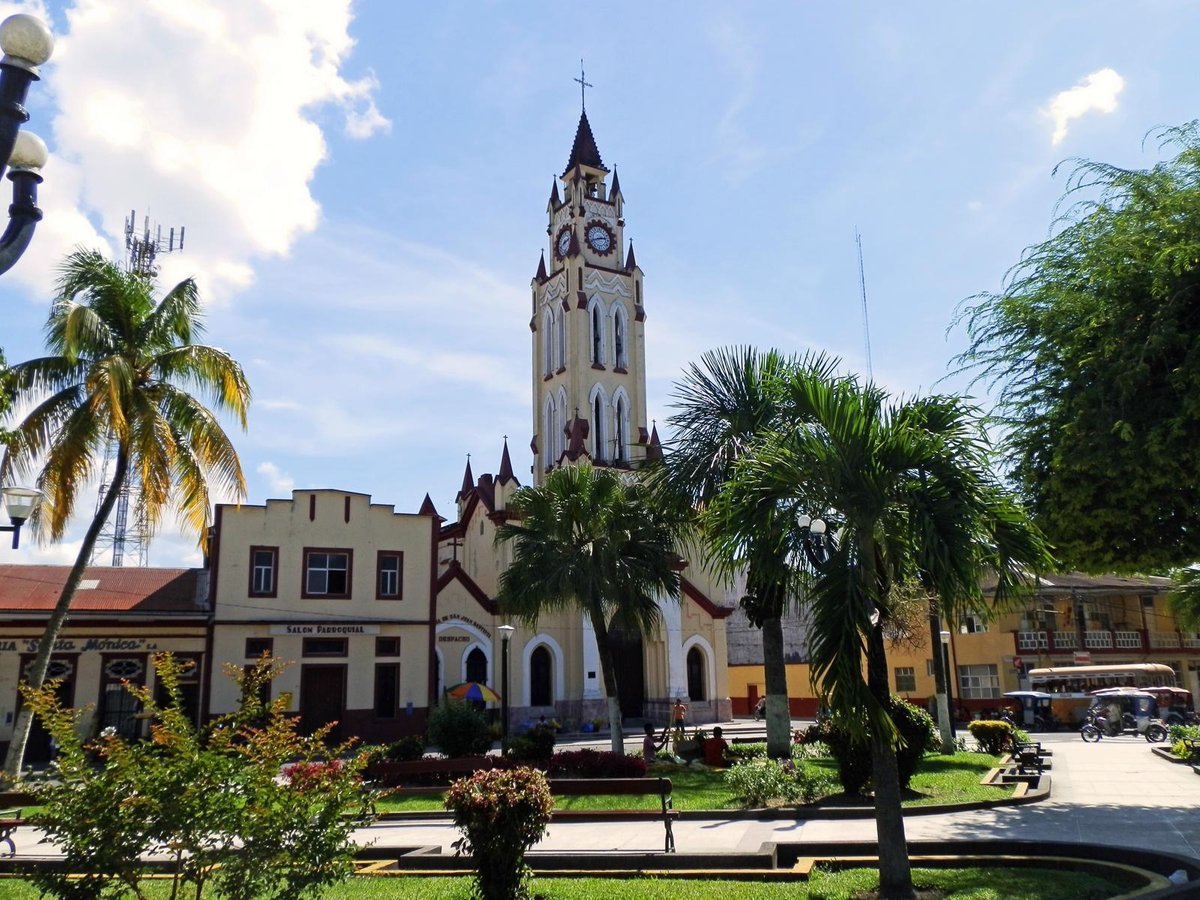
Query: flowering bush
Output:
[[546, 748, 646, 778], [445, 767, 554, 900]]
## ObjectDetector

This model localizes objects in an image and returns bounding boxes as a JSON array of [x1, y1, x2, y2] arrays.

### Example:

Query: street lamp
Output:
[[498, 624, 515, 747], [928, 603, 954, 753], [0, 13, 53, 277], [0, 486, 41, 548], [940, 629, 957, 737]]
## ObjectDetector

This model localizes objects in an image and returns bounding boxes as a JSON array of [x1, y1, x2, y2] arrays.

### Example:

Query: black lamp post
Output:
[[499, 624, 514, 748], [0, 486, 41, 548], [941, 629, 957, 736], [0, 13, 53, 277]]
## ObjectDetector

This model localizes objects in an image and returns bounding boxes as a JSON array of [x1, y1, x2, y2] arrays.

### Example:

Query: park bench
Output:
[[367, 755, 497, 788], [1180, 738, 1200, 760], [0, 807, 22, 856], [549, 777, 677, 853]]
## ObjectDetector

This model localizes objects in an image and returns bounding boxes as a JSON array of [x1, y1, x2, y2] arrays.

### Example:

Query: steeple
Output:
[[625, 241, 637, 272], [534, 251, 548, 283], [645, 424, 663, 462], [562, 110, 607, 176], [497, 438, 515, 486], [548, 178, 561, 210], [457, 457, 474, 501], [418, 493, 443, 521], [609, 166, 621, 198]]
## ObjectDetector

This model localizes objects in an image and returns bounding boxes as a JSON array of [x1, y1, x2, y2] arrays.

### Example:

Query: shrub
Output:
[[726, 740, 767, 762], [445, 766, 554, 900], [382, 735, 426, 761], [803, 696, 938, 794], [890, 697, 939, 787], [506, 724, 556, 764], [967, 720, 1014, 754], [428, 700, 493, 758], [724, 757, 837, 807], [547, 748, 646, 778], [1168, 724, 1200, 744], [807, 718, 872, 795]]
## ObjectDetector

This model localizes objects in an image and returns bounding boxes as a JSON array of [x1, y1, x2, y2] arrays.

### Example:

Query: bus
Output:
[[1024, 663, 1179, 724]]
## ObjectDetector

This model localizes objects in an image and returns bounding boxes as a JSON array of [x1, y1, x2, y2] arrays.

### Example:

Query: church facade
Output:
[[0, 109, 734, 755]]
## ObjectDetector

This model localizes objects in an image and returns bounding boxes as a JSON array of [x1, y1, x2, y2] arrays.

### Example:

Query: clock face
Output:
[[585, 221, 615, 255], [556, 226, 572, 259]]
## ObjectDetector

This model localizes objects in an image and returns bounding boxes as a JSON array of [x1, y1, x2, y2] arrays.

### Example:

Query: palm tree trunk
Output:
[[760, 607, 791, 759], [589, 607, 624, 754], [3, 447, 129, 780], [867, 622, 914, 900]]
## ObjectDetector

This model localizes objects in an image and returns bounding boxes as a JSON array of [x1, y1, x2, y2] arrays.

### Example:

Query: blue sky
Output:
[[1, 1, 1197, 567]]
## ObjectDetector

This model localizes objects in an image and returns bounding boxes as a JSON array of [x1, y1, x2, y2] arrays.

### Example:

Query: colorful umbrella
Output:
[[446, 681, 501, 702]]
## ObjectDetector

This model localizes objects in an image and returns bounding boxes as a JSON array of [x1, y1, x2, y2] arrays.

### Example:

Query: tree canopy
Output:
[[956, 122, 1200, 572]]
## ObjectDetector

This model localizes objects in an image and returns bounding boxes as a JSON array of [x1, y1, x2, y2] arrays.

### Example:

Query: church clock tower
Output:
[[530, 109, 650, 484]]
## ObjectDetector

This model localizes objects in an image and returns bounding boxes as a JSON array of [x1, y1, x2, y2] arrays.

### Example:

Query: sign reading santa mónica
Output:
[[269, 623, 381, 636]]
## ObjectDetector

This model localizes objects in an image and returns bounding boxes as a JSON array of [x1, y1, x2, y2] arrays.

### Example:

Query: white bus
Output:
[[1026, 662, 1177, 695]]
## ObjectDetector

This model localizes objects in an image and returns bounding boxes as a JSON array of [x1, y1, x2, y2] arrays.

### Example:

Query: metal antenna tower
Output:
[[90, 210, 186, 567], [855, 227, 874, 381]]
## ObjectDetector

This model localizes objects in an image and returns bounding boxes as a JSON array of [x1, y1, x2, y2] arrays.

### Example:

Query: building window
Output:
[[542, 309, 553, 376], [376, 637, 400, 657], [959, 611, 988, 634], [303, 638, 348, 657], [303, 549, 352, 598], [593, 394, 605, 461], [377, 551, 403, 599], [894, 666, 916, 692], [958, 663, 1000, 699], [249, 546, 278, 597], [614, 395, 628, 464], [591, 305, 603, 364], [926, 658, 936, 678], [530, 645, 553, 707], [686, 646, 707, 701], [245, 637, 273, 659], [374, 663, 399, 718], [465, 647, 487, 684], [613, 309, 626, 368], [556, 312, 566, 369]]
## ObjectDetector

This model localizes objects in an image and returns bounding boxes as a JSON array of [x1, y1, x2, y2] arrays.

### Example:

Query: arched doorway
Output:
[[607, 625, 644, 719], [530, 645, 553, 707], [465, 647, 487, 684], [687, 646, 707, 701]]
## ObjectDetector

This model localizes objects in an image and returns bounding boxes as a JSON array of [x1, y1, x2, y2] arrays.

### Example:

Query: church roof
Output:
[[548, 178, 561, 208], [418, 493, 442, 520], [625, 240, 637, 271], [562, 110, 608, 176], [497, 438, 516, 486], [534, 251, 548, 283], [645, 424, 663, 462], [457, 458, 474, 501], [609, 166, 621, 197]]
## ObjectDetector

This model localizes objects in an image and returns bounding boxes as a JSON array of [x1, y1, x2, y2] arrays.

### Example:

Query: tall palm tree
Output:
[[496, 463, 680, 753], [652, 347, 837, 758], [1, 249, 250, 778], [711, 364, 1052, 900]]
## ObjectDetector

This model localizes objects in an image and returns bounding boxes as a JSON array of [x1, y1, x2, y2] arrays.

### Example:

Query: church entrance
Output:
[[607, 625, 644, 719]]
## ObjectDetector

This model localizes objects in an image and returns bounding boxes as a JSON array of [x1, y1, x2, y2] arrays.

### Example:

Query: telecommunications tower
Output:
[[89, 212, 185, 566]]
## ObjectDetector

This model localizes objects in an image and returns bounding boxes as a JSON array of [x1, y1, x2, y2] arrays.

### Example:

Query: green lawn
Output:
[[0, 868, 1124, 898], [374, 751, 1010, 813]]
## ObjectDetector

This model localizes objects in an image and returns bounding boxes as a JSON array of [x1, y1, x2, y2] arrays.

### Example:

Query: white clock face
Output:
[[556, 228, 572, 258], [587, 224, 612, 253]]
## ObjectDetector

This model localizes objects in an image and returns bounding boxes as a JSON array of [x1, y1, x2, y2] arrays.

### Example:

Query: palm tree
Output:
[[1168, 566, 1200, 629], [496, 463, 680, 753], [711, 364, 1052, 900], [1, 249, 250, 778], [652, 347, 837, 758]]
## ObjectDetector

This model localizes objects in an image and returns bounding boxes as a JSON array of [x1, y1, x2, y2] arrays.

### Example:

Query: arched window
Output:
[[591, 304, 603, 365], [613, 305, 627, 369], [556, 310, 566, 370], [593, 394, 605, 461], [466, 647, 487, 684], [687, 646, 707, 701], [530, 645, 553, 706], [542, 309, 553, 376], [556, 388, 568, 461], [614, 395, 628, 464], [542, 397, 554, 469]]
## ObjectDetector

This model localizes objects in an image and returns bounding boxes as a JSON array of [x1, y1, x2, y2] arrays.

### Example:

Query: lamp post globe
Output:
[[0, 14, 54, 67], [1, 486, 42, 548], [499, 624, 515, 746]]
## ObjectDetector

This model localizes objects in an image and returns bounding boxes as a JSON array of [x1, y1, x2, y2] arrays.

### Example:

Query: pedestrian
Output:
[[642, 722, 657, 761]]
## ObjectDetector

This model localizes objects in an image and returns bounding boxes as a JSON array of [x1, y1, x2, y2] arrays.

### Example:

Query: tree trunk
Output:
[[867, 621, 914, 900], [589, 607, 624, 754], [3, 448, 129, 780], [760, 608, 791, 759]]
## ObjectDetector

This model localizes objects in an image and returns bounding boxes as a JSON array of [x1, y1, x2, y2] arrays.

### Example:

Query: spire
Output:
[[548, 178, 561, 209], [497, 437, 515, 485], [646, 424, 663, 462], [534, 251, 548, 283], [418, 493, 441, 519], [562, 110, 608, 176], [625, 240, 637, 272], [610, 166, 621, 197], [457, 457, 474, 501]]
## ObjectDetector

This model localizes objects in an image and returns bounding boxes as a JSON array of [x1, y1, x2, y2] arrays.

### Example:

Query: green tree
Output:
[[955, 122, 1200, 572], [653, 346, 837, 758], [1, 249, 250, 778], [496, 463, 680, 753], [711, 364, 1051, 899], [1168, 565, 1200, 629]]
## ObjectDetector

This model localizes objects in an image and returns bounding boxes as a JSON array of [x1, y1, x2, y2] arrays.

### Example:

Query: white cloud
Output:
[[256, 461, 294, 495], [5, 0, 387, 301], [1043, 68, 1124, 146]]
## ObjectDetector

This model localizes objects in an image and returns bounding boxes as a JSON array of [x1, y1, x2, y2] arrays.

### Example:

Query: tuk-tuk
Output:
[[1002, 690, 1061, 731], [1083, 689, 1168, 742], [1142, 686, 1197, 726]]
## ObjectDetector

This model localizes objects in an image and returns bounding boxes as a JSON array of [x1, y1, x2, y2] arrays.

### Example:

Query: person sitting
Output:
[[643, 722, 659, 761], [702, 726, 729, 767]]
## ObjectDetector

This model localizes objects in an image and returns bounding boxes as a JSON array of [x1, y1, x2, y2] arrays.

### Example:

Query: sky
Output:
[[0, 1, 1197, 568]]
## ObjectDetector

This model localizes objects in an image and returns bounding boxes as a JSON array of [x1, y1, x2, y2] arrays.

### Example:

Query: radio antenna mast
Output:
[[855, 227, 874, 381]]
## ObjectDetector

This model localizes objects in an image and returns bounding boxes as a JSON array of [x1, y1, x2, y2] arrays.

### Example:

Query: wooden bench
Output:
[[549, 777, 677, 853], [0, 808, 21, 856], [367, 755, 497, 788], [1180, 738, 1200, 759]]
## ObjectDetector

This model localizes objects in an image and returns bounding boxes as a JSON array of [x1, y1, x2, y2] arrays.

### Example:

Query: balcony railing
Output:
[[1015, 628, 1200, 655], [1151, 631, 1181, 649]]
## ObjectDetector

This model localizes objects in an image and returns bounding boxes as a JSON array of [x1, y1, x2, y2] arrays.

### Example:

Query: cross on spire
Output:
[[574, 59, 592, 111]]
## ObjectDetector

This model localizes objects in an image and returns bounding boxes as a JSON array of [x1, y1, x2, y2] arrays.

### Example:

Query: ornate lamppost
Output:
[[0, 13, 53, 277], [499, 624, 514, 747], [0, 486, 41, 548]]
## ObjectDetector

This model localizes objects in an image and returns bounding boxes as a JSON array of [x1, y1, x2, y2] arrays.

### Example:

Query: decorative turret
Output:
[[497, 438, 516, 486], [418, 493, 443, 521], [534, 251, 548, 284], [563, 110, 607, 176], [457, 457, 474, 502]]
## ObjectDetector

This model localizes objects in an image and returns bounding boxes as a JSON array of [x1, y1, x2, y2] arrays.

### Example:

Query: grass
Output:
[[374, 751, 1010, 813], [0, 868, 1124, 898]]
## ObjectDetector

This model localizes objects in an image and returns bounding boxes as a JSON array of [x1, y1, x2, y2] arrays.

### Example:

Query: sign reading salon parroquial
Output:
[[269, 623, 381, 636]]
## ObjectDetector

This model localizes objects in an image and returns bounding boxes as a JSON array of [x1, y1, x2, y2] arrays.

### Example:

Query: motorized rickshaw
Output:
[[1141, 686, 1197, 726], [1081, 689, 1168, 742], [1002, 690, 1063, 731]]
